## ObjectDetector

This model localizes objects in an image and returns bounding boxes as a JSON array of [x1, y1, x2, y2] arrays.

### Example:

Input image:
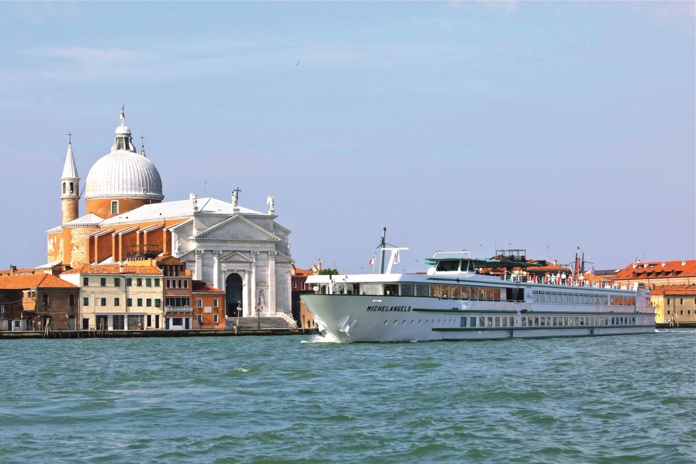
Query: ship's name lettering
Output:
[[366, 305, 412, 312]]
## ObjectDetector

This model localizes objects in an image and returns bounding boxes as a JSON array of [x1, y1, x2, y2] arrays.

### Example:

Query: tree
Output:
[[319, 268, 339, 276]]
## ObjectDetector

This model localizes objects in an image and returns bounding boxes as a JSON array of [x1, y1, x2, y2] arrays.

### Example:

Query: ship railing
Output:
[[503, 274, 632, 290]]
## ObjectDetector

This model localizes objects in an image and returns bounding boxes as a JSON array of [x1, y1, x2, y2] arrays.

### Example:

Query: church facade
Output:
[[46, 108, 292, 319]]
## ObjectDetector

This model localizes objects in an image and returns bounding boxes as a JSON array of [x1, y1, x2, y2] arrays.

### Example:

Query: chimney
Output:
[[10, 265, 16, 275]]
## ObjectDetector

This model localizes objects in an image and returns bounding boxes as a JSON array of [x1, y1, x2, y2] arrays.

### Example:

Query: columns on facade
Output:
[[268, 251, 277, 315], [194, 249, 203, 281], [250, 252, 257, 318], [240, 271, 248, 317], [213, 251, 220, 289]]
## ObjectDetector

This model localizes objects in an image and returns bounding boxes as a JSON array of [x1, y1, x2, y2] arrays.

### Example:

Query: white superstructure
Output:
[[301, 250, 656, 342]]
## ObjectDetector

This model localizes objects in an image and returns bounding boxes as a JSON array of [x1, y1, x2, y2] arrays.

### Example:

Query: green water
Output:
[[0, 330, 693, 463]]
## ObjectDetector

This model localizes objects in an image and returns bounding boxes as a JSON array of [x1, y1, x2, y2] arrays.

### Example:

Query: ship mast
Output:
[[379, 227, 387, 274]]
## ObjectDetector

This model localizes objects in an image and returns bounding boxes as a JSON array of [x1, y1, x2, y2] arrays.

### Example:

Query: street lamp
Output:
[[236, 300, 241, 328]]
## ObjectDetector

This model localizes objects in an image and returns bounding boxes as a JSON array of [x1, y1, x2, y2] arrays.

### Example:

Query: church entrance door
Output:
[[226, 273, 243, 317]]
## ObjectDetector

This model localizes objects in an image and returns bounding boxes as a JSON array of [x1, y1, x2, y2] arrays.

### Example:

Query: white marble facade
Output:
[[169, 199, 292, 317]]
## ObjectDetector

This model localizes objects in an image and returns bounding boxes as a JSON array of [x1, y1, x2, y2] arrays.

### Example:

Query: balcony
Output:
[[164, 305, 193, 314]]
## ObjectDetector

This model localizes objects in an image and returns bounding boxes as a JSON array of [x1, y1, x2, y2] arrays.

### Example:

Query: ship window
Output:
[[430, 285, 441, 298], [461, 286, 470, 300], [494, 289, 501, 301], [360, 284, 381, 296], [416, 285, 429, 297], [384, 284, 398, 296], [400, 284, 414, 296], [436, 260, 459, 272], [470, 317, 476, 327], [485, 288, 494, 301], [479, 316, 485, 327], [440, 286, 450, 299], [460, 317, 467, 328], [451, 286, 461, 299]]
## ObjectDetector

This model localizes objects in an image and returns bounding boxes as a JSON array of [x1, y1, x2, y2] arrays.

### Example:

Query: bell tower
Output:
[[61, 133, 80, 224]]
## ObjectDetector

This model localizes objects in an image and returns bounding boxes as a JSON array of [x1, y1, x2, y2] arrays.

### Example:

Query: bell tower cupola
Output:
[[61, 133, 80, 224]]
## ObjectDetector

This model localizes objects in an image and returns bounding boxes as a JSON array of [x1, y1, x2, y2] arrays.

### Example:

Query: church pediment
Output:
[[220, 251, 253, 263], [195, 216, 280, 243]]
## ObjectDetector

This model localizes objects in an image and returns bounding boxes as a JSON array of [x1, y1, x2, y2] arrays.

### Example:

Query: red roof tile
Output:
[[0, 273, 78, 290], [611, 260, 696, 281], [62, 265, 162, 275]]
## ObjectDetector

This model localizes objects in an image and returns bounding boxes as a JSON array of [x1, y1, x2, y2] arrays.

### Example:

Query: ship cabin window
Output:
[[400, 284, 414, 296], [384, 284, 398, 296], [451, 286, 461, 299], [360, 283, 382, 296], [436, 260, 460, 272], [430, 286, 441, 298], [441, 286, 451, 298], [416, 285, 429, 297]]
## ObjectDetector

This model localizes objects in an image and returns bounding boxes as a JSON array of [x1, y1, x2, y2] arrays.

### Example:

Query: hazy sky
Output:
[[0, 1, 694, 274]]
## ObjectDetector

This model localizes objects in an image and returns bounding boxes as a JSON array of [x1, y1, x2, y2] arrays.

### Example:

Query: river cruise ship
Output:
[[301, 250, 656, 343]]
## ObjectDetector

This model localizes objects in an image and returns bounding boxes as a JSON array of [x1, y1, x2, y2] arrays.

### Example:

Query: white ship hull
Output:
[[302, 293, 655, 343]]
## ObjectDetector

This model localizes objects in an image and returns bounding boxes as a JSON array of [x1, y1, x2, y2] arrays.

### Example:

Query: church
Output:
[[45, 108, 293, 318]]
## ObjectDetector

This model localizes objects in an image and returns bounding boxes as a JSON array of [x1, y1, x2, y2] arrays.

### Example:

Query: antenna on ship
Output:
[[379, 227, 387, 274]]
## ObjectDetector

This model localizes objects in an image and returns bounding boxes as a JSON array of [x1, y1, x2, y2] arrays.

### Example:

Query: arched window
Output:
[[62, 183, 66, 194], [69, 182, 74, 194]]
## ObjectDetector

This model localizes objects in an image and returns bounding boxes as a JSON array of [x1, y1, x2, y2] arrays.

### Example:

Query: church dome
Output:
[[84, 108, 164, 202]]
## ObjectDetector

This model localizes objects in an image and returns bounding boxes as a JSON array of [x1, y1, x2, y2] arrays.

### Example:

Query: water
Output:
[[0, 331, 693, 463]]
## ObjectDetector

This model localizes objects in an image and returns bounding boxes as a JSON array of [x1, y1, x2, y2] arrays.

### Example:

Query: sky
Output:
[[0, 1, 694, 274]]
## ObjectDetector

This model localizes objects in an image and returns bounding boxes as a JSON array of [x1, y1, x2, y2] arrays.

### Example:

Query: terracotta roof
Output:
[[291, 265, 314, 276], [63, 265, 162, 275], [0, 268, 36, 276], [611, 260, 696, 281], [650, 284, 696, 296], [192, 280, 225, 293], [0, 273, 78, 290], [582, 272, 610, 282]]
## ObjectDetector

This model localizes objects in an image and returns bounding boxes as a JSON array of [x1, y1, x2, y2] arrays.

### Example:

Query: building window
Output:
[[155, 279, 160, 287], [302, 282, 306, 290], [213, 299, 219, 308], [155, 299, 161, 308], [114, 298, 120, 306], [137, 298, 143, 307], [69, 294, 75, 306], [100, 298, 106, 306], [83, 297, 89, 306], [83, 277, 89, 286], [101, 277, 106, 286], [146, 299, 152, 307], [111, 201, 119, 215], [166, 280, 171, 289], [146, 278, 152, 287], [137, 278, 142, 287], [184, 280, 188, 289], [197, 299, 203, 308], [213, 314, 219, 323], [293, 281, 297, 289], [127, 298, 132, 307], [197, 314, 203, 324], [114, 278, 120, 287]]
